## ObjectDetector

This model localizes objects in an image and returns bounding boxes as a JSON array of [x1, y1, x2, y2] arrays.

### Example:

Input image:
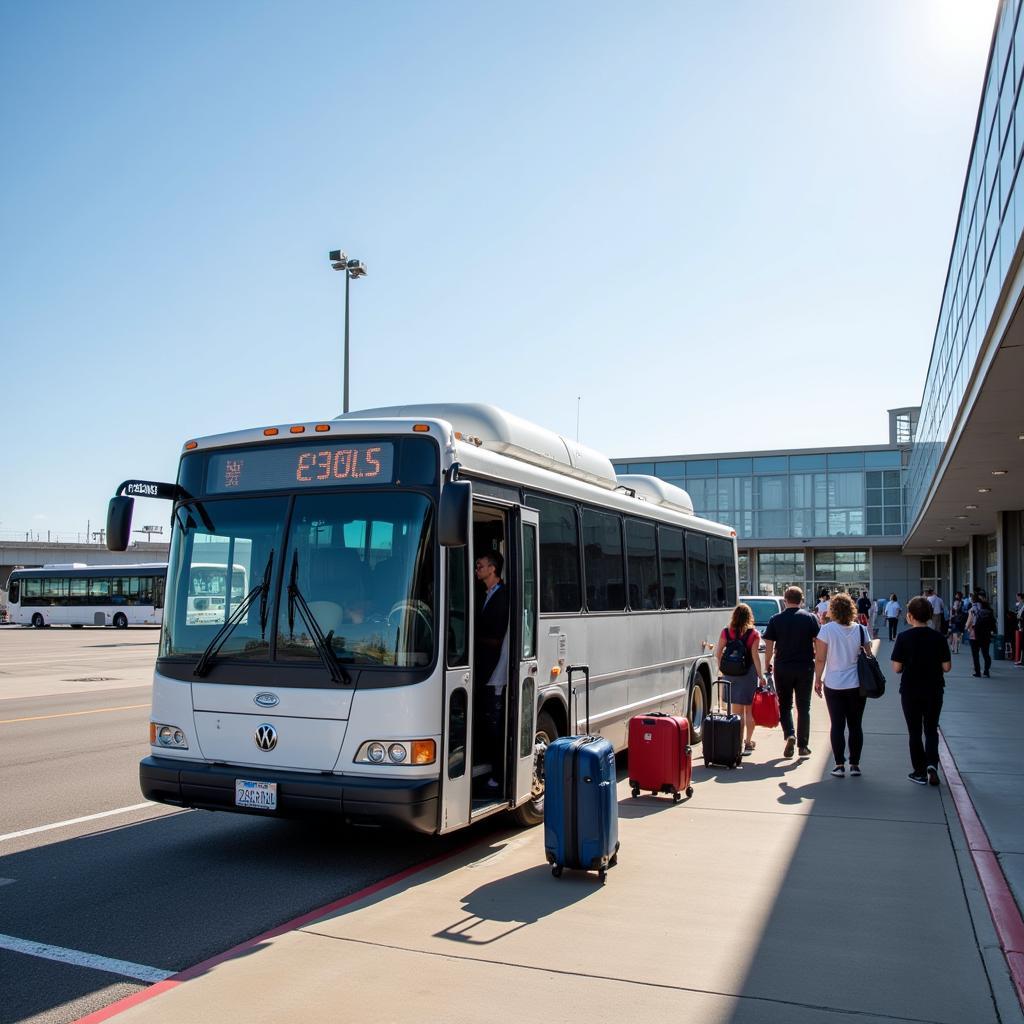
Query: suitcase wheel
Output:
[[703, 759, 710, 768], [609, 852, 618, 868], [551, 865, 563, 878], [672, 791, 682, 804], [630, 784, 639, 798], [598, 868, 607, 884], [686, 786, 694, 798]]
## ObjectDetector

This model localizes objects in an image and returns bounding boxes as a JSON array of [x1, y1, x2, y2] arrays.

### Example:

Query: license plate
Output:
[[235, 779, 277, 810]]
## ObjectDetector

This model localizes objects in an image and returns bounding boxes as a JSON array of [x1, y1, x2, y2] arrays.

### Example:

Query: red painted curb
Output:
[[71, 836, 482, 1023], [938, 730, 1024, 1009]]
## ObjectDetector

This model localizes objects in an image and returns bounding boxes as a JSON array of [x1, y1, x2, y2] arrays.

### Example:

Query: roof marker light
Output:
[[184, 441, 198, 451], [315, 424, 330, 432], [264, 428, 279, 436], [289, 425, 305, 434], [413, 424, 430, 432]]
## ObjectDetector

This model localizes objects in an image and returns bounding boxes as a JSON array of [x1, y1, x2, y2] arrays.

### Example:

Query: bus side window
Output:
[[659, 526, 687, 609], [446, 546, 468, 667], [8, 580, 19, 604], [685, 531, 711, 609]]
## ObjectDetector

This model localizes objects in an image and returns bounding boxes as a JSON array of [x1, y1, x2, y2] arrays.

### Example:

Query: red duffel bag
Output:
[[752, 675, 781, 729]]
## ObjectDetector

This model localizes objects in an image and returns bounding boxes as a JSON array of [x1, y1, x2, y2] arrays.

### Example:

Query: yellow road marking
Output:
[[0, 704, 150, 725]]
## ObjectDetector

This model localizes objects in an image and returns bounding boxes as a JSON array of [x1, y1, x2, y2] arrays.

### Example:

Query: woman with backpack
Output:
[[814, 592, 874, 778], [715, 602, 765, 755], [966, 593, 996, 677]]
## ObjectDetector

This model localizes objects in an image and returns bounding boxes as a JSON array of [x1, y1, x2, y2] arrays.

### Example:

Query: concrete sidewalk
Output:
[[101, 664, 1024, 1024], [938, 644, 1024, 924]]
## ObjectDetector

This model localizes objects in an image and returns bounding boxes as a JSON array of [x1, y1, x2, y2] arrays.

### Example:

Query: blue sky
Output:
[[0, 0, 998, 537]]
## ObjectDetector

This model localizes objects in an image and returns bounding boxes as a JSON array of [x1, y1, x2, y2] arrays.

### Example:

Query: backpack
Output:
[[973, 606, 995, 637], [721, 628, 753, 676]]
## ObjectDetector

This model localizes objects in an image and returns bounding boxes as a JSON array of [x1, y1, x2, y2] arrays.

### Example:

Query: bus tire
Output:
[[511, 710, 558, 828], [71, 624, 84, 629], [31, 613, 45, 629], [113, 613, 128, 629], [687, 673, 710, 747]]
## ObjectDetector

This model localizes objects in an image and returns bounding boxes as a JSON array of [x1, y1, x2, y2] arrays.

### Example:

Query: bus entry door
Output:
[[439, 541, 473, 834], [511, 506, 540, 808]]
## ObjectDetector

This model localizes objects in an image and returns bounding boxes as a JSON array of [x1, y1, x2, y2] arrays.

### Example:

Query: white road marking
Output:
[[0, 933, 173, 983], [0, 803, 157, 843], [0, 878, 15, 887]]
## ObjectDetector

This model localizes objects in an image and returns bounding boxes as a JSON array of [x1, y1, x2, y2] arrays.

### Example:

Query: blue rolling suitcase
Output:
[[544, 665, 620, 883]]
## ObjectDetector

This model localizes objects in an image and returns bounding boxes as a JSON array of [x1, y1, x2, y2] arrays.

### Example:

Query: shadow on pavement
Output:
[[0, 806, 514, 1023], [433, 862, 602, 946], [720, 670, 1002, 1024]]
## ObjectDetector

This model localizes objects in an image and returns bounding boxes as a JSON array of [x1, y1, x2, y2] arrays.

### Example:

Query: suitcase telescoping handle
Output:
[[567, 664, 591, 735], [716, 677, 734, 715]]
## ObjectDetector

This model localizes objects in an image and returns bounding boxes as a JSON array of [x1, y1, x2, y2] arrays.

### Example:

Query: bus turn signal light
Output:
[[411, 740, 436, 764]]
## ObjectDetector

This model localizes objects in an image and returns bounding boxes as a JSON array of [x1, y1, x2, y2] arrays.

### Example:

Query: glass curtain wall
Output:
[[908, 0, 1024, 527], [617, 451, 903, 541]]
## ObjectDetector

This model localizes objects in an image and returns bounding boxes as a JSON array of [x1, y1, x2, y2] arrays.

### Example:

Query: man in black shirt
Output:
[[764, 586, 820, 759], [892, 595, 951, 786]]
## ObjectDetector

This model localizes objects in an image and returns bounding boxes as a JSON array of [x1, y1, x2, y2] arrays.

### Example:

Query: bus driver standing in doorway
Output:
[[474, 551, 509, 794]]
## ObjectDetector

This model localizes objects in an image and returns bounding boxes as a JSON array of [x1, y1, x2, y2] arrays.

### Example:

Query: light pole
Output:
[[329, 249, 368, 414]]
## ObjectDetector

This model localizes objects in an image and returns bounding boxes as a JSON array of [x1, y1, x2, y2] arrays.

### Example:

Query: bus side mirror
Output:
[[107, 496, 135, 551], [438, 481, 470, 547]]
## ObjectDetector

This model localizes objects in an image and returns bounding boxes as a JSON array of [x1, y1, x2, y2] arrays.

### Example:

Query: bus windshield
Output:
[[276, 492, 434, 667], [161, 492, 435, 668]]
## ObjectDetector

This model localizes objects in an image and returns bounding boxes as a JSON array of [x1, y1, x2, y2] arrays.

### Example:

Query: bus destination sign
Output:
[[206, 442, 395, 494]]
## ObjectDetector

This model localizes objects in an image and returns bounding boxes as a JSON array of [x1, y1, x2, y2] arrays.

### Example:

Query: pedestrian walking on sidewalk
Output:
[[815, 591, 831, 624], [966, 594, 995, 677], [925, 588, 945, 632], [948, 593, 965, 655], [814, 593, 873, 778], [763, 585, 819, 759], [715, 603, 765, 756], [884, 593, 902, 641], [892, 596, 951, 787], [856, 591, 872, 628]]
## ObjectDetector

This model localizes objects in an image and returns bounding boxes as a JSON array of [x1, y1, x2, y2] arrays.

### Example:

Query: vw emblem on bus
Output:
[[254, 692, 280, 708], [254, 724, 278, 752]]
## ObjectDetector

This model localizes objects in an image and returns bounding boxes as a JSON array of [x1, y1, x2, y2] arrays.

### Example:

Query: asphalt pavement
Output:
[[83, 635, 1024, 1024]]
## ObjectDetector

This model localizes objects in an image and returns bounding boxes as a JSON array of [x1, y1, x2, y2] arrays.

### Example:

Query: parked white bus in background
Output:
[[106, 405, 736, 835], [6, 563, 167, 628], [187, 563, 249, 625]]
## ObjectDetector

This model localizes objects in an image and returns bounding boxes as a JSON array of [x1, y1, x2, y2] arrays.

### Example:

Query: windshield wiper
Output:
[[287, 550, 350, 686], [193, 550, 274, 678]]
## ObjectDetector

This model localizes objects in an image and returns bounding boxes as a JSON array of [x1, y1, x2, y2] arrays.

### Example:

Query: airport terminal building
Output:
[[619, 0, 1024, 637]]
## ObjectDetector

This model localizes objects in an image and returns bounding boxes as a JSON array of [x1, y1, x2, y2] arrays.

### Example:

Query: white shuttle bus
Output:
[[106, 405, 736, 834], [6, 563, 166, 628]]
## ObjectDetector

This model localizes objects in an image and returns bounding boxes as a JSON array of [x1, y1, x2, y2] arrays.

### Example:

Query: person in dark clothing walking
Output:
[[763, 586, 819, 759], [474, 551, 509, 792], [966, 594, 996, 677], [892, 596, 951, 786]]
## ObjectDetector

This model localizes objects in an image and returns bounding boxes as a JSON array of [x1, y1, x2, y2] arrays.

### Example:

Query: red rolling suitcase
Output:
[[627, 712, 693, 803]]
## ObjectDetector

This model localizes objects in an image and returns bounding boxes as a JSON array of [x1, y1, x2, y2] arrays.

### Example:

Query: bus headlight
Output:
[[355, 739, 436, 766], [150, 722, 189, 749]]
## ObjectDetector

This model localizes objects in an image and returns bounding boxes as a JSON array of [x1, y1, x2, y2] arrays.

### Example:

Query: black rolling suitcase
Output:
[[703, 679, 743, 769]]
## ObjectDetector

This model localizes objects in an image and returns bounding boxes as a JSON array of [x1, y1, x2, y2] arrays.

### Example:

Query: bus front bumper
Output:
[[140, 756, 440, 833]]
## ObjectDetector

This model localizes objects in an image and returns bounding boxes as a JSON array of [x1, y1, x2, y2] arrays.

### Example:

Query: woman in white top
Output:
[[884, 593, 902, 641], [815, 592, 831, 624], [814, 592, 874, 777]]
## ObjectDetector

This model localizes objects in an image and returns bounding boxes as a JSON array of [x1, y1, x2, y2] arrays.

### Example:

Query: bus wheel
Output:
[[113, 613, 128, 629], [31, 613, 45, 629], [70, 624, 84, 629], [687, 676, 709, 746], [511, 710, 557, 827]]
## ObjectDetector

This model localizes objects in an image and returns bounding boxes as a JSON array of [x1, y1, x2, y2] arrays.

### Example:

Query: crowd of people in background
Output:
[[718, 578, 1017, 788]]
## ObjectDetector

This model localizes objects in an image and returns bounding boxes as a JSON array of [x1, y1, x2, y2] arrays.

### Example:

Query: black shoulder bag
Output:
[[857, 624, 886, 698]]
